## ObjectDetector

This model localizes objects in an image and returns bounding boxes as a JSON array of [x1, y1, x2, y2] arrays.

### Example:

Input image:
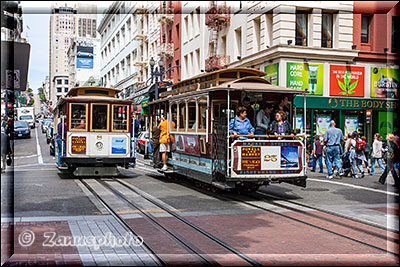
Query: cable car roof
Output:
[[66, 86, 121, 97]]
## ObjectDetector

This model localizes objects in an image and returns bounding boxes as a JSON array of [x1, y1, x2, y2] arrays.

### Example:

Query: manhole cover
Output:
[[301, 188, 329, 191]]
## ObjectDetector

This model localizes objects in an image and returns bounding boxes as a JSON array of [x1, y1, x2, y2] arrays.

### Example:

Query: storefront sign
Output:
[[293, 96, 398, 111], [71, 136, 86, 153], [370, 67, 399, 98], [287, 62, 324, 95], [232, 141, 303, 175], [330, 65, 365, 97], [111, 137, 127, 154], [264, 63, 279, 85], [344, 116, 359, 136], [316, 115, 331, 136]]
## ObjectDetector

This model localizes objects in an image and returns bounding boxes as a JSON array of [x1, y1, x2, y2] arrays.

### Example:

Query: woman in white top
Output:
[[370, 133, 385, 175]]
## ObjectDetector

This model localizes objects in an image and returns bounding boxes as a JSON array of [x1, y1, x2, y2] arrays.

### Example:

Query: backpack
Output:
[[355, 139, 366, 152]]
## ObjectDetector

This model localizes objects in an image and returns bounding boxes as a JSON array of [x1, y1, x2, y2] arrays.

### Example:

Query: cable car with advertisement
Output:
[[53, 86, 136, 176], [148, 67, 308, 192]]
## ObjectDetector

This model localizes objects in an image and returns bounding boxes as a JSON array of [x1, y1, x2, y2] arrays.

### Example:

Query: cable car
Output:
[[148, 67, 308, 192], [54, 86, 135, 176]]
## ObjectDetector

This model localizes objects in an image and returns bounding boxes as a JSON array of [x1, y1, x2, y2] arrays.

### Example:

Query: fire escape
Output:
[[205, 1, 230, 72], [158, 1, 174, 60]]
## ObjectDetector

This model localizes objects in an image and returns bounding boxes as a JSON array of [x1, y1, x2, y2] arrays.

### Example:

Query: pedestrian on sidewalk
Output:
[[323, 120, 344, 179], [311, 135, 324, 173], [1, 128, 9, 173], [348, 131, 367, 179], [378, 133, 399, 187], [370, 133, 385, 175], [361, 136, 370, 174], [151, 118, 162, 169]]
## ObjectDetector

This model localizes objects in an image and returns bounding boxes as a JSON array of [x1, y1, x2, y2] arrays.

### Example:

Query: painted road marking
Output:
[[14, 154, 38, 159], [35, 127, 43, 165], [308, 178, 399, 196]]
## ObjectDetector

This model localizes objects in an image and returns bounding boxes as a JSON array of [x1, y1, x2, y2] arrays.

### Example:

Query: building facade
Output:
[[49, 2, 97, 107]]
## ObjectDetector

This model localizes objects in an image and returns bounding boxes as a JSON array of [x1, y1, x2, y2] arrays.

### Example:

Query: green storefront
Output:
[[293, 96, 399, 146]]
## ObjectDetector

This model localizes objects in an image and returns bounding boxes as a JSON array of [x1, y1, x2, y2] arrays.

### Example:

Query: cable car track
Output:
[[80, 178, 263, 266]]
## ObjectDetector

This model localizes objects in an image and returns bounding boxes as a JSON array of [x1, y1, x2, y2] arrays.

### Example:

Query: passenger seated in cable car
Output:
[[229, 106, 255, 140], [270, 110, 294, 138], [75, 119, 86, 129], [255, 103, 274, 140], [242, 96, 255, 127]]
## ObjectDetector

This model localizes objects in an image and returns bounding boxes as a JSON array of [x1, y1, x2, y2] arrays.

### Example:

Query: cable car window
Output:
[[70, 103, 87, 130], [171, 103, 177, 131], [188, 100, 196, 131], [198, 98, 207, 132], [91, 104, 109, 131], [112, 105, 128, 131], [178, 102, 186, 132]]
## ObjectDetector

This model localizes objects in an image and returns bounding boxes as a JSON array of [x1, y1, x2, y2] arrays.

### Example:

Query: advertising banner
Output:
[[77, 46, 94, 69], [111, 137, 127, 154], [295, 115, 304, 130], [174, 134, 200, 156], [316, 115, 331, 137], [71, 136, 86, 153], [370, 67, 399, 98], [232, 141, 303, 175], [264, 63, 279, 85], [287, 62, 324, 95], [344, 116, 359, 136], [330, 65, 365, 97], [378, 112, 398, 139]]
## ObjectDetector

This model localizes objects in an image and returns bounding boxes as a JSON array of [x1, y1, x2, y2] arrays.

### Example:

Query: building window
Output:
[[57, 79, 62, 85], [64, 88, 68, 92], [322, 13, 333, 48], [253, 17, 261, 52], [57, 87, 62, 93], [296, 11, 308, 46], [392, 16, 399, 52], [64, 79, 68, 84], [234, 27, 242, 58], [361, 15, 370, 43]]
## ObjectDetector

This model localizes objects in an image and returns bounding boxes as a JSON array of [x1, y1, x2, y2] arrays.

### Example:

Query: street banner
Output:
[[370, 67, 399, 98], [264, 63, 279, 85], [316, 115, 331, 137], [77, 46, 94, 69], [287, 62, 324, 95], [344, 116, 359, 136], [295, 114, 303, 130], [231, 141, 303, 175], [330, 65, 365, 97]]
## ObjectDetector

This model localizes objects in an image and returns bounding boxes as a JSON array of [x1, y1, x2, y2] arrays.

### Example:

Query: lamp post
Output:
[[149, 56, 164, 100]]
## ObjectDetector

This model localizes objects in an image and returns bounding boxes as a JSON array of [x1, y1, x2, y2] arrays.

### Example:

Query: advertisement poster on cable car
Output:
[[232, 141, 303, 176], [344, 116, 359, 136], [316, 115, 331, 136], [174, 134, 200, 156], [111, 137, 127, 154]]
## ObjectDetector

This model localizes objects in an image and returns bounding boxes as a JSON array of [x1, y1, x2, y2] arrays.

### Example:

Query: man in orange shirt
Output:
[[158, 114, 175, 171]]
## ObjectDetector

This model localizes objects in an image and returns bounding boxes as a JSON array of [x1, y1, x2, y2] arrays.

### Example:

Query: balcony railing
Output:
[[159, 7, 174, 24], [205, 55, 230, 72], [133, 29, 147, 41], [133, 2, 147, 14], [205, 4, 231, 28], [158, 42, 174, 58], [133, 57, 148, 67]]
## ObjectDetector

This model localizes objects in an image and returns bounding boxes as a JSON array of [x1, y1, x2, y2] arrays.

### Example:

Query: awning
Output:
[[293, 95, 398, 111]]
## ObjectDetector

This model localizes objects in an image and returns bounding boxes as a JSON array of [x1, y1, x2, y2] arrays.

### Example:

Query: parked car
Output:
[[137, 132, 149, 154], [42, 119, 53, 133], [14, 121, 31, 139]]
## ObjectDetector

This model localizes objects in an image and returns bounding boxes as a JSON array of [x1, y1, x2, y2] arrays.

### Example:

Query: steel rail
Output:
[[97, 179, 221, 266], [115, 178, 263, 267], [78, 179, 167, 266]]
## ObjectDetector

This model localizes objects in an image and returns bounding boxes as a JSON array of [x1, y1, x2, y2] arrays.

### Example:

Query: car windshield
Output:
[[20, 115, 33, 120], [14, 121, 28, 129]]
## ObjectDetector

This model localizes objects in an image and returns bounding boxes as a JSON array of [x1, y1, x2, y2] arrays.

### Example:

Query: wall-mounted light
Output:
[[200, 69, 204, 72], [266, 45, 270, 48], [351, 45, 357, 50], [287, 40, 292, 45], [237, 56, 241, 60], [384, 48, 389, 53]]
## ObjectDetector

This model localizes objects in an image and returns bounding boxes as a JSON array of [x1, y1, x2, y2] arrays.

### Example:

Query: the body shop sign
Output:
[[264, 63, 279, 85], [330, 65, 365, 97], [371, 67, 399, 98], [287, 63, 323, 95]]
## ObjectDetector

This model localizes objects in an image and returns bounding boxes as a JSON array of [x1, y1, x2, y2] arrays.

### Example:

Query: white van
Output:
[[17, 107, 35, 128]]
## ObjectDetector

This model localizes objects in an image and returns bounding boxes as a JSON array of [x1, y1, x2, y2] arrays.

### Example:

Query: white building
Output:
[[49, 2, 97, 107], [42, 76, 50, 101], [67, 37, 101, 88], [98, 1, 161, 99]]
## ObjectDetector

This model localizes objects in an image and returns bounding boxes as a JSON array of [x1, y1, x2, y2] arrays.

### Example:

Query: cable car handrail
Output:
[[228, 134, 306, 138]]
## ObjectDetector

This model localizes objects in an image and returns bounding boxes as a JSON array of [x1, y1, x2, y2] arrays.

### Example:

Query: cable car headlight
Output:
[[95, 141, 103, 150]]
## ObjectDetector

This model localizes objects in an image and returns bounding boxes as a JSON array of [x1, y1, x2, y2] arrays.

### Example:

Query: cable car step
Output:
[[56, 164, 69, 170], [73, 167, 120, 177]]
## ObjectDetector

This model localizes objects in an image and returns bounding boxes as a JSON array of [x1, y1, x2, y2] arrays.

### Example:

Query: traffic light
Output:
[[1, 1, 19, 30]]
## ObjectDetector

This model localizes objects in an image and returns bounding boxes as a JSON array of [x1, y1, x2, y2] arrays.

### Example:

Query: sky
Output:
[[20, 1, 113, 94]]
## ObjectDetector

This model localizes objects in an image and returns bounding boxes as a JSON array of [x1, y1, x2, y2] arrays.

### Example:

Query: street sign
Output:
[[1, 41, 31, 91]]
